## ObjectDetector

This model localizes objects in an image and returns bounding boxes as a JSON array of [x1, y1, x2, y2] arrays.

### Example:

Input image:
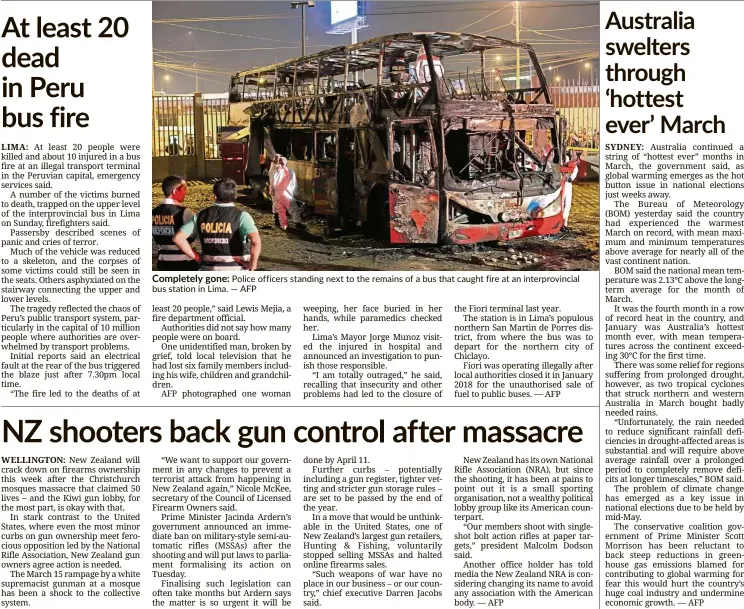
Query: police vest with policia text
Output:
[[196, 206, 251, 269]]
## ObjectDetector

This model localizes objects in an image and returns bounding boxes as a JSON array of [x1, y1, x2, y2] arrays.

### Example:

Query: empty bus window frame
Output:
[[271, 129, 291, 158], [290, 129, 314, 161], [316, 131, 337, 164], [391, 122, 434, 186]]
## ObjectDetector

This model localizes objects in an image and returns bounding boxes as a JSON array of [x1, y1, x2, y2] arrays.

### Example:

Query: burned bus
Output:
[[226, 32, 578, 244]]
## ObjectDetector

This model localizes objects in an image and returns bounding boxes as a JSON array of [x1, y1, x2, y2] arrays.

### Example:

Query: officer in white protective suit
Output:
[[269, 156, 302, 230]]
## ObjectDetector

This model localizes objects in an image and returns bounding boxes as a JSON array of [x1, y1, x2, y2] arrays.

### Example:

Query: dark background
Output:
[[153, 1, 600, 94]]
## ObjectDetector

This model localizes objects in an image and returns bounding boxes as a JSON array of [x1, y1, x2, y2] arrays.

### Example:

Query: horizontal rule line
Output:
[[2, 405, 601, 408]]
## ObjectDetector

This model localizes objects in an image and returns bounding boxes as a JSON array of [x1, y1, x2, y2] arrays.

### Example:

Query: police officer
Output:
[[152, 175, 198, 271], [173, 178, 262, 271]]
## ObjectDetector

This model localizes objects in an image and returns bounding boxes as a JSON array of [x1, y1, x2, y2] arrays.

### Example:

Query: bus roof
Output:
[[234, 31, 537, 80]]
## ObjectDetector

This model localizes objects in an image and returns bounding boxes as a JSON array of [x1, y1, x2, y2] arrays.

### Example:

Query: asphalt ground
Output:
[[151, 182, 599, 271]]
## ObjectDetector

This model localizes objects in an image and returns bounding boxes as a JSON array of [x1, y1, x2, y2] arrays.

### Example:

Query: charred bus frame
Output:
[[227, 32, 575, 244]]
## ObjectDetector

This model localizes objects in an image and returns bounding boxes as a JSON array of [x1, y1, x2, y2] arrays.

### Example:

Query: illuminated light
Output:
[[425, 193, 439, 203], [163, 75, 171, 81], [584, 62, 591, 68]]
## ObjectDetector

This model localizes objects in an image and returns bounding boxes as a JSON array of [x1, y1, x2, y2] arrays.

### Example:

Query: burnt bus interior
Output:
[[227, 32, 567, 241]]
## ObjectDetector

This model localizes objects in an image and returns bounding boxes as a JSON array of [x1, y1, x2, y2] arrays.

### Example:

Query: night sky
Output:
[[153, 1, 599, 94]]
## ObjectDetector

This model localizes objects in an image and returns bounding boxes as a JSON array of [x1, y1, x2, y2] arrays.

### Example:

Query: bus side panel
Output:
[[389, 184, 439, 244], [227, 102, 252, 127], [313, 168, 337, 216], [288, 160, 315, 205]]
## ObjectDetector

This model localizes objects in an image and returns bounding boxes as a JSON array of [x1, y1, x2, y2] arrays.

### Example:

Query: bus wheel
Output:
[[366, 190, 390, 241]]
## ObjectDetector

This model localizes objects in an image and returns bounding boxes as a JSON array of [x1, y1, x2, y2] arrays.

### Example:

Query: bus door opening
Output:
[[388, 118, 439, 244], [313, 130, 337, 215], [335, 128, 355, 228]]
